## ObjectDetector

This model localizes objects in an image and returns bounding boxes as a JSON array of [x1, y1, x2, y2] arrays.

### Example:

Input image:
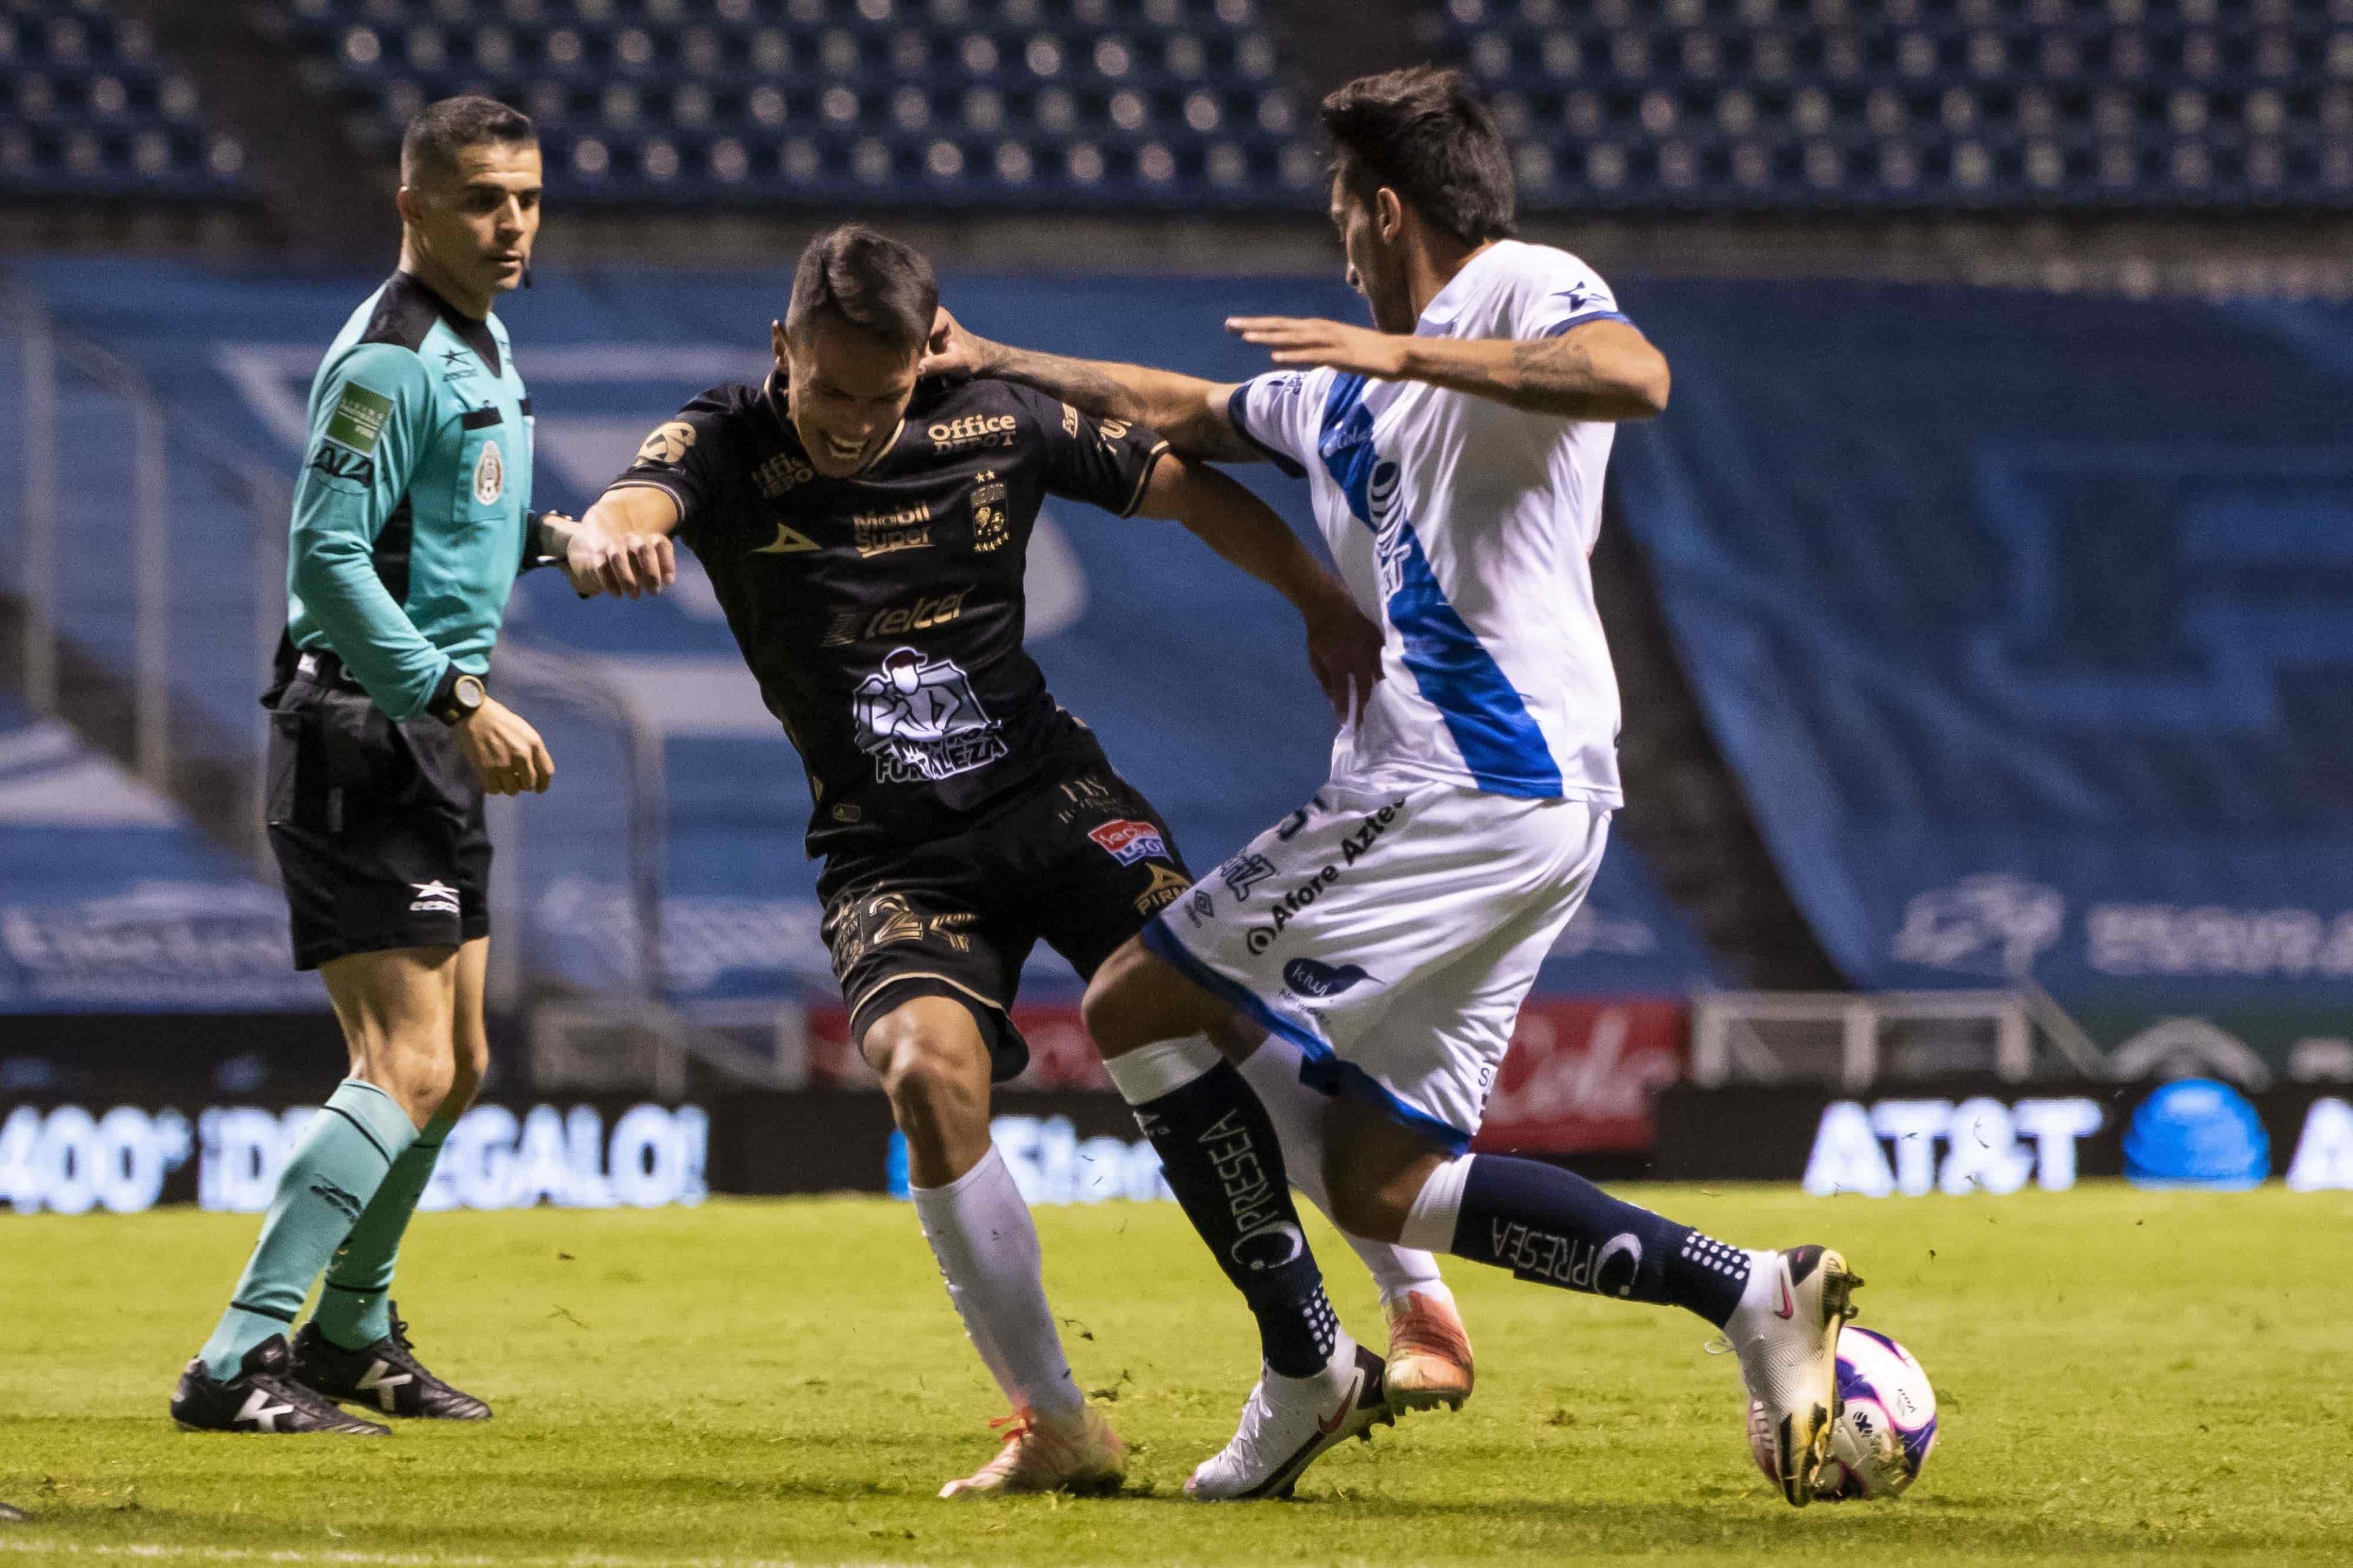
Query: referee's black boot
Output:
[[291, 1306, 492, 1421], [170, 1335, 389, 1434]]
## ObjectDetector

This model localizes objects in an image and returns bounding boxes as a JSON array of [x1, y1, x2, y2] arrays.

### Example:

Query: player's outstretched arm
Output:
[[920, 306, 1263, 466], [1227, 315, 1671, 422], [1134, 453, 1384, 723], [560, 483, 681, 599]]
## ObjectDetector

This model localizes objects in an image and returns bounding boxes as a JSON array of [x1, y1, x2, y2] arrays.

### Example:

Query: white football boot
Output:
[[1185, 1340, 1393, 1502], [936, 1405, 1126, 1499], [1724, 1245, 1862, 1507]]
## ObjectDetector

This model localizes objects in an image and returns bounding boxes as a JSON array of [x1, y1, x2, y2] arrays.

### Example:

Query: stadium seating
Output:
[[0, 0, 252, 199], [266, 0, 1325, 208], [1421, 0, 2353, 211]]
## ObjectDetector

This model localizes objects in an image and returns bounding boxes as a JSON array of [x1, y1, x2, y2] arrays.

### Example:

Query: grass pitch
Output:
[[4, 1182, 2347, 1567]]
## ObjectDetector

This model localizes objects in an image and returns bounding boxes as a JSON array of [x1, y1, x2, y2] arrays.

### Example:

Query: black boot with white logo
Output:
[[291, 1307, 491, 1420], [170, 1335, 389, 1434]]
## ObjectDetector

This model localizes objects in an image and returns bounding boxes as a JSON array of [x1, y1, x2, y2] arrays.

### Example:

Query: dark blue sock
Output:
[[1451, 1155, 1751, 1326], [1129, 1060, 1339, 1377]]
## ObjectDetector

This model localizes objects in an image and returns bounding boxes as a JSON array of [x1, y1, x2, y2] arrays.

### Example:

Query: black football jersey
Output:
[[611, 371, 1169, 861]]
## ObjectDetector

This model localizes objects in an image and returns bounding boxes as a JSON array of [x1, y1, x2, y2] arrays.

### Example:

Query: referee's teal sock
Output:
[[314, 1107, 457, 1350], [197, 1079, 418, 1382]]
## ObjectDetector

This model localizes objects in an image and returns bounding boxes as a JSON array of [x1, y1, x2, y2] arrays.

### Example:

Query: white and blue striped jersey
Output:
[[1228, 239, 1631, 809]]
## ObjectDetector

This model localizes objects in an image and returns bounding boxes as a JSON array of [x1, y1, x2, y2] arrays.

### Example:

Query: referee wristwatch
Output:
[[428, 667, 487, 726]]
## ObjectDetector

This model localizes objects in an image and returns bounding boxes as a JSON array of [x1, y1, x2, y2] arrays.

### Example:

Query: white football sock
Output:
[[1726, 1249, 1783, 1327], [909, 1144, 1085, 1424], [1398, 1152, 1474, 1255], [1237, 1035, 1447, 1306], [1099, 1033, 1219, 1104]]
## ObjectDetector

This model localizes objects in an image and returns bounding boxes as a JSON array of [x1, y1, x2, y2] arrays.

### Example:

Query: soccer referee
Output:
[[169, 98, 638, 1434]]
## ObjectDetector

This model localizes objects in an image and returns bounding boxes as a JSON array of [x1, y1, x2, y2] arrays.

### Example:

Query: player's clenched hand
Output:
[[916, 306, 1003, 381], [566, 521, 674, 599], [1302, 587, 1385, 725], [456, 696, 554, 796], [1228, 316, 1411, 379]]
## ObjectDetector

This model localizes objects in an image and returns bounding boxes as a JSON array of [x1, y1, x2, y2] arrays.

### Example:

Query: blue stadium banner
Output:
[[1611, 282, 2353, 1005]]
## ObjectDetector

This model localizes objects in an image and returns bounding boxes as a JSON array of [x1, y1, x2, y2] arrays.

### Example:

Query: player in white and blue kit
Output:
[[933, 66, 1865, 1506]]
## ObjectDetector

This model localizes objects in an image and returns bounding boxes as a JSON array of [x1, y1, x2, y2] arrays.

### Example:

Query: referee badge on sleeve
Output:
[[324, 382, 392, 453]]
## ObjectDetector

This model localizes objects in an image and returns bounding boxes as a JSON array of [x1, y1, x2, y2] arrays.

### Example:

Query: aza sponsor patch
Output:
[[1089, 818, 1168, 866], [307, 443, 375, 489]]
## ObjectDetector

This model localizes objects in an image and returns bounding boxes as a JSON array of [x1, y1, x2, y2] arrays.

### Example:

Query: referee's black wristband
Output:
[[521, 509, 563, 574]]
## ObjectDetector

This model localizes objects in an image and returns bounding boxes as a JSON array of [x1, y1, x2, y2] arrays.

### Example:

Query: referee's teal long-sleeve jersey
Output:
[[286, 272, 534, 720]]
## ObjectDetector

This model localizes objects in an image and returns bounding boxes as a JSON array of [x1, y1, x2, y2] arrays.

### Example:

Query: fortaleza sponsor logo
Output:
[[1088, 819, 1168, 867], [851, 648, 1008, 784], [1241, 800, 1404, 956], [819, 588, 968, 648], [852, 501, 933, 558], [928, 412, 1018, 452]]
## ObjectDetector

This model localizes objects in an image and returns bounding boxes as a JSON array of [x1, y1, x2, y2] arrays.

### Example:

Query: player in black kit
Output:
[[567, 227, 1394, 1496]]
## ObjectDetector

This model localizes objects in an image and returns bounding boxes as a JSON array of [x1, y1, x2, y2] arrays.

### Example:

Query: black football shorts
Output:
[[818, 756, 1195, 1081], [264, 658, 491, 971]]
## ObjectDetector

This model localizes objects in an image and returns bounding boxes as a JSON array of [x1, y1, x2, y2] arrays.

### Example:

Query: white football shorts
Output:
[[1141, 780, 1609, 1151]]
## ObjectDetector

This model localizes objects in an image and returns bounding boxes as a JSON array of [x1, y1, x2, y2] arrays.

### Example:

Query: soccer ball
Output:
[[1746, 1326, 1938, 1501]]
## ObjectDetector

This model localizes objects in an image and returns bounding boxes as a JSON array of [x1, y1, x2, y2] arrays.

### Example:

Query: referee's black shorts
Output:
[[263, 649, 490, 971]]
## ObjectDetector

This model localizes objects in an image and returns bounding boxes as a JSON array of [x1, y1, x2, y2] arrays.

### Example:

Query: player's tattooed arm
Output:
[[1227, 315, 1671, 422], [1134, 453, 1385, 723], [920, 306, 1263, 465]]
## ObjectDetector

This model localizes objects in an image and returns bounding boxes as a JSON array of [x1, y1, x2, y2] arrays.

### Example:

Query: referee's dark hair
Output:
[[785, 225, 940, 357], [1320, 66, 1517, 249], [401, 95, 536, 185]]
